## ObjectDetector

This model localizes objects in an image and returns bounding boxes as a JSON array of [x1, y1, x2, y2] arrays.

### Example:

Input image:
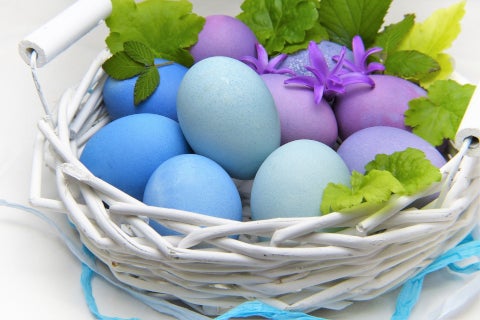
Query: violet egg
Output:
[[261, 73, 338, 146], [250, 139, 351, 220], [334, 74, 427, 139], [337, 126, 447, 174], [80, 114, 190, 200], [190, 15, 257, 63], [144, 154, 243, 236]]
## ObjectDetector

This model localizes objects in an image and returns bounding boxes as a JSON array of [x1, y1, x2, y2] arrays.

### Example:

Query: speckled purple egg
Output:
[[334, 74, 427, 140], [279, 41, 354, 76], [190, 15, 257, 63], [337, 126, 446, 173], [261, 73, 338, 146]]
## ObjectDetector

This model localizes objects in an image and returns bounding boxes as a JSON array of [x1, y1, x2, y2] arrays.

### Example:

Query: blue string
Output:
[[392, 236, 480, 320]]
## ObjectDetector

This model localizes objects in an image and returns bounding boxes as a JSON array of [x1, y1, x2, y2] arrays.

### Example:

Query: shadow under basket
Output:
[[27, 46, 480, 317]]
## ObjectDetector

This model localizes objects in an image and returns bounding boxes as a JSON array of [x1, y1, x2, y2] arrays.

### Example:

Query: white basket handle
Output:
[[18, 0, 112, 68], [454, 81, 480, 157]]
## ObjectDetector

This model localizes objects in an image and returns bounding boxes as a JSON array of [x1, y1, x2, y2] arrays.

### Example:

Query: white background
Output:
[[1, 0, 479, 319]]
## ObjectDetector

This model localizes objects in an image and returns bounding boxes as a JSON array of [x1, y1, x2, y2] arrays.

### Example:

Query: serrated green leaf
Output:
[[374, 14, 415, 58], [134, 66, 160, 105], [106, 0, 205, 67], [102, 51, 145, 80], [405, 80, 476, 146], [385, 50, 440, 80], [237, 0, 325, 55], [123, 40, 155, 65], [318, 0, 392, 48], [365, 148, 441, 195]]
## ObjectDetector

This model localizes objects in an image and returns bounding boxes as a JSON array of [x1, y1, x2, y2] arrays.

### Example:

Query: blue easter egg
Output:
[[177, 56, 281, 180], [80, 114, 190, 200], [102, 58, 188, 121], [250, 139, 351, 220], [143, 154, 243, 236]]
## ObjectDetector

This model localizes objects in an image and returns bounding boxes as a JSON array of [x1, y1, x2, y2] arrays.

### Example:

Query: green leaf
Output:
[[384, 50, 440, 80], [374, 14, 415, 58], [405, 80, 476, 146], [134, 66, 160, 105], [123, 40, 155, 65], [102, 51, 145, 80], [321, 170, 404, 214], [105, 0, 205, 67], [365, 148, 442, 195], [318, 0, 392, 48], [398, 1, 466, 86], [237, 0, 326, 55]]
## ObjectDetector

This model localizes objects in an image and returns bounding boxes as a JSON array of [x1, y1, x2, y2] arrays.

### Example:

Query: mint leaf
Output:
[[405, 80, 476, 146], [102, 51, 145, 80], [123, 40, 155, 65], [237, 0, 327, 55], [318, 0, 392, 48], [321, 170, 404, 214], [374, 14, 415, 58], [365, 148, 442, 195], [134, 66, 160, 105], [384, 50, 440, 79], [106, 0, 205, 67]]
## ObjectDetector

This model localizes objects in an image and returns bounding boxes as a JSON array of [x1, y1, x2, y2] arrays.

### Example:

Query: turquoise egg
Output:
[[176, 56, 281, 180], [143, 154, 243, 236], [80, 114, 190, 200], [250, 139, 351, 220]]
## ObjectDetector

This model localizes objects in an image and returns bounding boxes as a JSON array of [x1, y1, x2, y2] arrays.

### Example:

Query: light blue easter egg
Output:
[[80, 114, 191, 200], [143, 154, 243, 236], [103, 59, 188, 121], [250, 139, 351, 220], [177, 56, 281, 180]]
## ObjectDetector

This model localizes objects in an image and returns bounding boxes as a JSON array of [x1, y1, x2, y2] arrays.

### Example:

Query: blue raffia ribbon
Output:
[[392, 235, 480, 320]]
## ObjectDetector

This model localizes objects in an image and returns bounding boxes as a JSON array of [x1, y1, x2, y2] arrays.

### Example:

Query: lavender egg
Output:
[[337, 126, 447, 173], [261, 73, 338, 146], [279, 41, 354, 76], [190, 15, 257, 63]]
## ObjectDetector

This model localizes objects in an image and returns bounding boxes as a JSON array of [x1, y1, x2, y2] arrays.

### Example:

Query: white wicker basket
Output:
[[19, 0, 480, 317]]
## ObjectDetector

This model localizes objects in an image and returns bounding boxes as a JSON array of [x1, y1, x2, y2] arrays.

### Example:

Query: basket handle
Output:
[[18, 0, 112, 68], [454, 81, 480, 157]]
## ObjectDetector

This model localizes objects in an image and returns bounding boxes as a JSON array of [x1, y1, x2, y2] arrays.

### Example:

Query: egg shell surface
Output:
[[190, 15, 257, 63], [143, 154, 243, 236], [337, 126, 447, 174], [334, 74, 427, 139], [102, 59, 188, 121], [80, 114, 191, 200], [177, 56, 281, 180], [261, 73, 338, 146], [250, 139, 351, 220]]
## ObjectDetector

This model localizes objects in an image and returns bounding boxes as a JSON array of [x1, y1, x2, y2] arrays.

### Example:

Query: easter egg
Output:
[[190, 15, 257, 63], [102, 59, 188, 121], [143, 154, 243, 236], [177, 56, 281, 180], [334, 74, 427, 139], [250, 139, 351, 220], [261, 73, 338, 146], [80, 114, 190, 200], [337, 126, 447, 173], [279, 41, 354, 76]]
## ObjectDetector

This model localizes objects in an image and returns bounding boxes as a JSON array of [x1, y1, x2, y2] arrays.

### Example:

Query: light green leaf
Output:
[[123, 40, 155, 65], [134, 66, 160, 105], [405, 80, 476, 146], [102, 51, 145, 80], [374, 14, 415, 58], [385, 50, 440, 80], [318, 0, 392, 48]]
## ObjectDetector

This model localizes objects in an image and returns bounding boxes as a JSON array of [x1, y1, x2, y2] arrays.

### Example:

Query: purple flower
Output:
[[336, 35, 385, 75], [284, 41, 374, 104], [241, 43, 294, 75]]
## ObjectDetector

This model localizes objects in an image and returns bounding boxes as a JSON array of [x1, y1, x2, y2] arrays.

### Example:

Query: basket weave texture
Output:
[[31, 49, 480, 316]]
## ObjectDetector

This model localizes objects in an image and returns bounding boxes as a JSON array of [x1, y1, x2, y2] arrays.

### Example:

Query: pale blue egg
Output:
[[80, 114, 191, 200], [143, 154, 243, 236], [177, 56, 281, 180], [250, 139, 351, 220]]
